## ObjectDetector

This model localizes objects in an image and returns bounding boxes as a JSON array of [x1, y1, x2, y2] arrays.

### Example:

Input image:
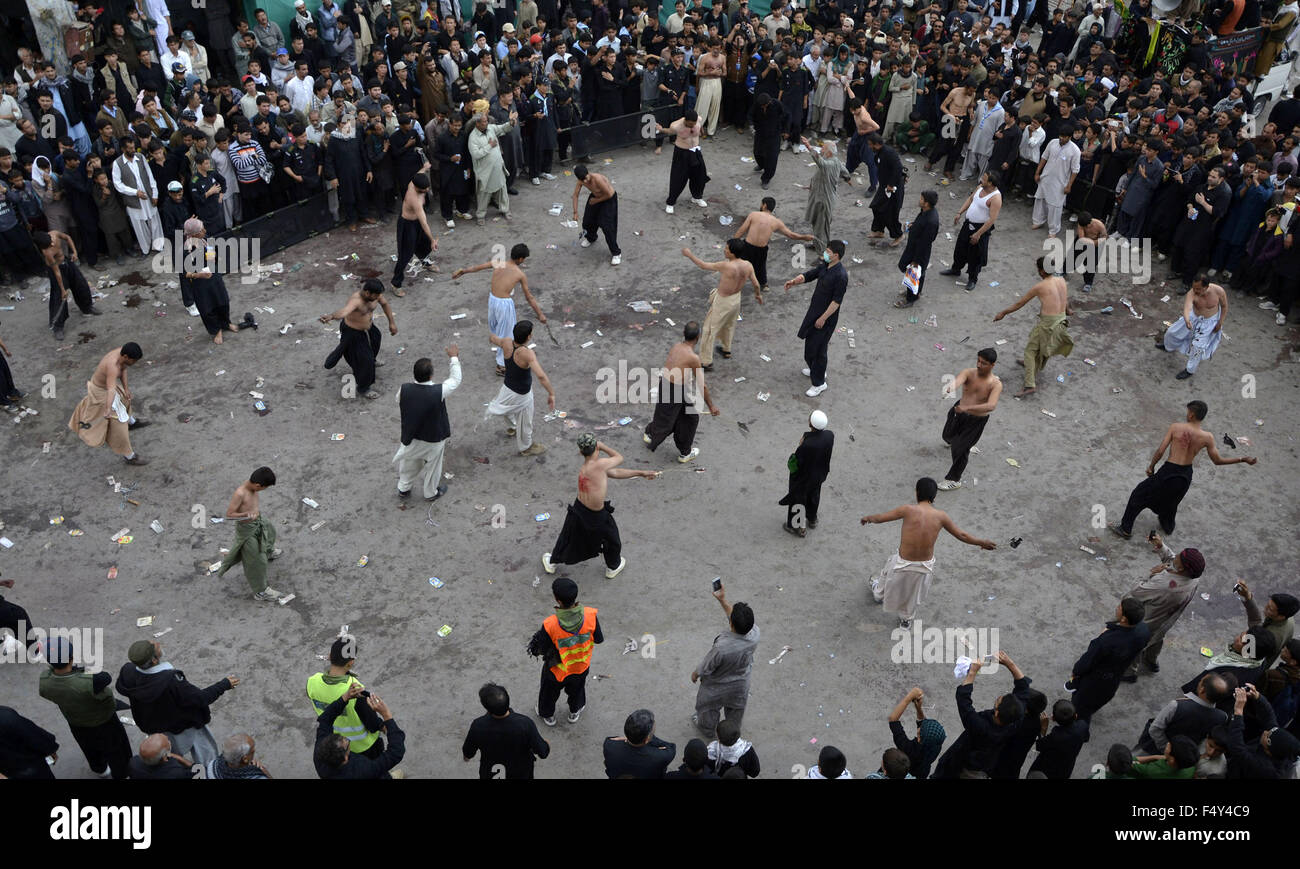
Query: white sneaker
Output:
[[1157, 252, 1167, 261], [611, 254, 621, 265], [691, 197, 708, 208], [1222, 271, 1233, 282], [665, 204, 675, 214], [605, 556, 627, 579], [541, 552, 556, 574], [253, 587, 284, 601], [1278, 312, 1288, 325], [445, 219, 455, 228], [537, 706, 556, 727], [187, 304, 200, 317], [937, 479, 962, 491], [805, 383, 827, 397], [1260, 300, 1279, 310], [580, 237, 592, 247], [567, 705, 584, 723], [1206, 268, 1217, 277], [531, 177, 541, 185], [969, 446, 981, 455], [542, 172, 557, 180], [802, 367, 811, 376], [1082, 283, 1093, 294], [678, 446, 700, 463]]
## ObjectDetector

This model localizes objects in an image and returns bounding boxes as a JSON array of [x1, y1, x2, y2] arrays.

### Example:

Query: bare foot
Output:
[[227, 324, 240, 333], [654, 146, 662, 155], [392, 288, 406, 297], [868, 232, 885, 239], [1013, 387, 1036, 398], [213, 331, 223, 344]]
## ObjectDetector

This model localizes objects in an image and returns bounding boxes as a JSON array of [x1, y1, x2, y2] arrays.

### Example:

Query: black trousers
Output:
[[529, 139, 554, 180], [754, 134, 780, 184], [0, 224, 43, 274], [803, 326, 832, 387], [1071, 674, 1120, 722], [942, 403, 988, 482], [871, 189, 904, 238], [48, 264, 94, 330], [740, 241, 769, 287], [439, 188, 470, 219], [952, 221, 992, 281], [1120, 461, 1193, 536], [538, 668, 588, 718], [1172, 228, 1213, 287], [783, 479, 823, 526], [724, 80, 751, 127], [324, 322, 382, 392], [75, 212, 100, 266], [198, 304, 232, 336], [0, 353, 18, 400], [928, 116, 969, 174], [666, 147, 709, 205], [70, 717, 132, 779], [644, 377, 699, 456], [391, 216, 432, 288], [582, 193, 620, 255]]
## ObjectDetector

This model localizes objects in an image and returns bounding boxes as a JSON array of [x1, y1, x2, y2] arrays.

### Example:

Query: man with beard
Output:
[[323, 114, 376, 231]]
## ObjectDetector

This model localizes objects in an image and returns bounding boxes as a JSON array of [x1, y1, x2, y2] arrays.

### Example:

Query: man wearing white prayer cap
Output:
[[779, 410, 834, 537]]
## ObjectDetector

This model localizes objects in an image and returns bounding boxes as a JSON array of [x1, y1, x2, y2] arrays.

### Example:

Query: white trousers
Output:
[[695, 78, 723, 136], [486, 384, 534, 452], [1032, 194, 1064, 236], [393, 438, 447, 499], [126, 206, 163, 254]]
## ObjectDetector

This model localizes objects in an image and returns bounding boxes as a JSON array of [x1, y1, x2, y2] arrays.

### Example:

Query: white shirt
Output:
[[395, 357, 463, 405], [284, 73, 315, 115], [160, 47, 194, 76], [113, 152, 158, 205]]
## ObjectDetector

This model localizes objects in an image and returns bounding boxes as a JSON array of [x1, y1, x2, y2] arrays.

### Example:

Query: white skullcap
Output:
[[810, 410, 828, 430]]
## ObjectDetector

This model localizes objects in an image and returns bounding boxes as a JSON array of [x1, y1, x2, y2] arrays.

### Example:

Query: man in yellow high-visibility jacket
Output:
[[307, 635, 386, 759], [528, 577, 603, 727]]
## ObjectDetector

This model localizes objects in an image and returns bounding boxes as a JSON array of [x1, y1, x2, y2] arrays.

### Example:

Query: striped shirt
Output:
[[229, 139, 269, 183]]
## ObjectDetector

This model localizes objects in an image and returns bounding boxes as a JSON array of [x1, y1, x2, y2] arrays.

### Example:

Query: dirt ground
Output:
[[1, 128, 1296, 780]]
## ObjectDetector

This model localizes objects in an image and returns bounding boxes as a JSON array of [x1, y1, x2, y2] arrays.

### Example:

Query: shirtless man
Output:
[[320, 278, 398, 400], [732, 197, 815, 292], [683, 241, 761, 370], [486, 320, 555, 456], [1110, 399, 1256, 540], [1158, 274, 1228, 380], [37, 229, 100, 341], [390, 167, 438, 296], [843, 86, 881, 191], [862, 477, 997, 628], [642, 321, 719, 463], [693, 39, 725, 137], [67, 342, 150, 465], [926, 81, 976, 181], [542, 433, 660, 580], [217, 466, 288, 602], [452, 243, 546, 374], [657, 110, 710, 212], [993, 256, 1073, 398], [938, 348, 1002, 492], [573, 164, 621, 265], [1073, 210, 1106, 294]]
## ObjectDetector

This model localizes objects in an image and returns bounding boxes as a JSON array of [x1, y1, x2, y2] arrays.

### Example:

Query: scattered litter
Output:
[[532, 575, 541, 588], [429, 577, 444, 588], [449, 313, 468, 320], [136, 616, 153, 627], [330, 434, 345, 441], [302, 498, 320, 509], [49, 516, 64, 525], [1254, 419, 1263, 426], [1041, 410, 1057, 419], [215, 370, 226, 376], [768, 645, 792, 665], [68, 529, 83, 537], [1083, 358, 1096, 366], [905, 385, 915, 392], [437, 624, 453, 638], [1111, 387, 1123, 394], [210, 517, 224, 524], [1056, 374, 1065, 383], [935, 343, 945, 351], [1100, 306, 1113, 314], [356, 555, 369, 567], [665, 318, 676, 326], [535, 513, 550, 522], [1160, 295, 1170, 303], [759, 353, 771, 362], [42, 442, 50, 454], [618, 416, 632, 426], [1238, 436, 1251, 447], [1200, 646, 1213, 657], [278, 594, 295, 605], [734, 376, 746, 383], [923, 314, 937, 327], [1080, 545, 1096, 555], [580, 340, 595, 348], [107, 566, 117, 579], [989, 281, 1000, 287], [309, 521, 327, 532], [1009, 537, 1023, 549], [719, 214, 733, 225], [756, 392, 770, 402], [1006, 458, 1021, 467], [150, 520, 164, 534], [152, 627, 173, 639], [548, 203, 563, 216], [995, 339, 1008, 346], [559, 220, 580, 229], [1200, 592, 1210, 601], [622, 637, 638, 655], [279, 324, 293, 335], [1223, 434, 1237, 449]]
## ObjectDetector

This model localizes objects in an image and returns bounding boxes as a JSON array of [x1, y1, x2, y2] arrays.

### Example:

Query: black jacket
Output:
[[115, 663, 233, 734], [932, 683, 1020, 778], [1027, 719, 1090, 779], [872, 145, 905, 203], [314, 695, 405, 779], [780, 428, 833, 504], [0, 706, 58, 778], [899, 206, 939, 270], [1072, 621, 1151, 684]]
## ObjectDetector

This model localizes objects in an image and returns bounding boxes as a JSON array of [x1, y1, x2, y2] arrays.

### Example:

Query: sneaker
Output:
[[898, 617, 912, 629], [1278, 312, 1288, 325], [801, 367, 811, 376], [1206, 268, 1217, 277], [541, 552, 557, 574], [425, 484, 448, 502], [642, 433, 652, 445], [537, 706, 556, 727], [519, 442, 547, 456], [691, 198, 708, 208], [397, 488, 410, 498], [567, 705, 584, 723], [531, 177, 541, 185], [86, 306, 103, 315], [782, 522, 806, 538], [580, 237, 592, 247], [1221, 271, 1232, 282], [1108, 523, 1132, 540], [187, 304, 200, 317], [123, 455, 150, 466], [678, 446, 700, 463], [253, 586, 284, 602], [268, 548, 283, 561], [969, 446, 980, 455], [458, 212, 474, 221], [1259, 300, 1279, 310], [1082, 283, 1093, 294], [445, 219, 455, 228], [1157, 252, 1167, 261], [938, 267, 960, 276], [665, 204, 674, 214], [937, 479, 962, 491], [1175, 369, 1194, 380], [605, 556, 627, 579], [805, 383, 828, 397], [127, 418, 151, 429], [364, 390, 381, 400], [611, 255, 621, 266], [542, 172, 557, 180]]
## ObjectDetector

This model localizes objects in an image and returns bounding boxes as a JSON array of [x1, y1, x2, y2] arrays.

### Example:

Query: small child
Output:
[[708, 718, 761, 778], [1131, 735, 1198, 780], [1090, 742, 1134, 779], [806, 744, 851, 779]]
